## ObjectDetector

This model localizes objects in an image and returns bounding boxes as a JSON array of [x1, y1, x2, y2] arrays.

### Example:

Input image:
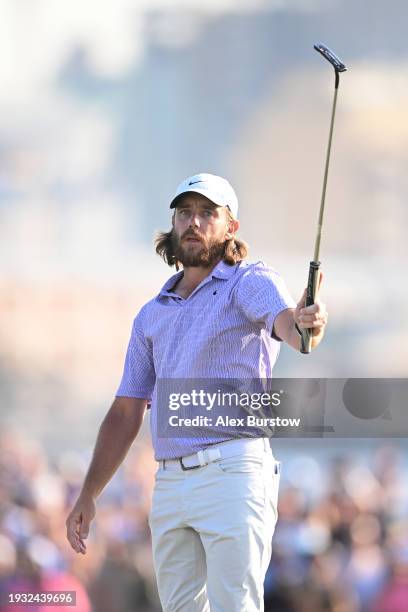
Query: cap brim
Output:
[[170, 189, 225, 209], [169, 189, 237, 217]]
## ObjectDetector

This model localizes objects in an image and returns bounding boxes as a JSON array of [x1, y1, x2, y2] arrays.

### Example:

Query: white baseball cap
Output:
[[170, 172, 239, 218]]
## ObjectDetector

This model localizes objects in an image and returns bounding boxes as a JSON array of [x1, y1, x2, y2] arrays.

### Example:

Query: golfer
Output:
[[66, 173, 328, 611]]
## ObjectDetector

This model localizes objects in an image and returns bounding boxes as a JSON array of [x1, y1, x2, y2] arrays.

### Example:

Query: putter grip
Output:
[[300, 261, 320, 354]]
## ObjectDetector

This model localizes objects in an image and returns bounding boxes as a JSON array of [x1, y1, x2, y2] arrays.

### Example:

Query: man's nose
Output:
[[188, 213, 200, 227]]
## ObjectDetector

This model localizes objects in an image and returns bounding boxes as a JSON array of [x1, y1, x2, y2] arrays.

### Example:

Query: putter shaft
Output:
[[313, 82, 339, 262], [300, 43, 346, 354]]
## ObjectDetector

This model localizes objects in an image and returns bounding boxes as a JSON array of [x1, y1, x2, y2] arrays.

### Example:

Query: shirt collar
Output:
[[210, 259, 239, 280], [159, 270, 184, 296]]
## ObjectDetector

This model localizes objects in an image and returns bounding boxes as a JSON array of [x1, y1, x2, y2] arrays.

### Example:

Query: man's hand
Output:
[[66, 493, 96, 555], [273, 270, 328, 351], [294, 270, 328, 349]]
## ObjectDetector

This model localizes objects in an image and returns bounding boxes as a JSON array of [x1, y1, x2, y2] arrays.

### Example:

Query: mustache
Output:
[[181, 230, 204, 241]]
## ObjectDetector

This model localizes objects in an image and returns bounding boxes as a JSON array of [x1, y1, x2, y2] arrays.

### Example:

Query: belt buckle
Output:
[[179, 457, 201, 471], [179, 447, 222, 471]]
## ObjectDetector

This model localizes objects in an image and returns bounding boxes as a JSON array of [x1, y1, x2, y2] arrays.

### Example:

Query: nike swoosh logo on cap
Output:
[[188, 180, 204, 185]]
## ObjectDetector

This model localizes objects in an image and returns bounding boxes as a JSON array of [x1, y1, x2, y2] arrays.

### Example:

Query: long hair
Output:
[[155, 212, 248, 270]]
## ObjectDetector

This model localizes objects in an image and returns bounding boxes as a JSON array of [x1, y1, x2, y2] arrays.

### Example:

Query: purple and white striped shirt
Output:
[[116, 260, 296, 459]]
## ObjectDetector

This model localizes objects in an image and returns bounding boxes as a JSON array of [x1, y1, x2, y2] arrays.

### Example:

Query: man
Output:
[[66, 173, 327, 611]]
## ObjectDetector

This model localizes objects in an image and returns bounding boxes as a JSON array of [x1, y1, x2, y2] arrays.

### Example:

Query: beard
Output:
[[171, 229, 226, 268]]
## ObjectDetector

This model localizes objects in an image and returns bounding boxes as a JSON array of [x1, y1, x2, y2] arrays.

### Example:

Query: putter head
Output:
[[314, 43, 347, 72]]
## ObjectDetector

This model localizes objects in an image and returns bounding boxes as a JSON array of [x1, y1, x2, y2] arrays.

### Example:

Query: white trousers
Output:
[[148, 439, 280, 612]]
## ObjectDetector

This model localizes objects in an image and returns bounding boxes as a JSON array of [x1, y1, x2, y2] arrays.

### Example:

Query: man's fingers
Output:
[[299, 309, 326, 320], [300, 299, 327, 315], [297, 318, 326, 329], [66, 497, 95, 556], [66, 511, 88, 554], [66, 511, 79, 539], [297, 311, 328, 328], [66, 514, 81, 552]]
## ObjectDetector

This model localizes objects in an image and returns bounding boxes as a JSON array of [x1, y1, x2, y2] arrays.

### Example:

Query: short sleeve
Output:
[[116, 308, 156, 399], [235, 263, 296, 339]]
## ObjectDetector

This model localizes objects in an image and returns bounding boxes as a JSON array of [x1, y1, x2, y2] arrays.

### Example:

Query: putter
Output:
[[300, 43, 347, 354]]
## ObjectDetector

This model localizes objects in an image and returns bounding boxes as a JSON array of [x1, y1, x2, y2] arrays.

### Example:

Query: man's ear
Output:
[[171, 212, 175, 228], [225, 218, 239, 240]]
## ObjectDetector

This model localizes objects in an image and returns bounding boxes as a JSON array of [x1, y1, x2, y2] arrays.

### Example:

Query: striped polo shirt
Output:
[[116, 259, 296, 460]]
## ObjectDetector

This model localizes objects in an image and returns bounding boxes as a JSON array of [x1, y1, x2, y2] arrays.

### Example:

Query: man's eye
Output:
[[203, 210, 213, 217]]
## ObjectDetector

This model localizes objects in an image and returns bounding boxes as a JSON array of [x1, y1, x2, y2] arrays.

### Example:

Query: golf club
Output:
[[300, 43, 347, 354]]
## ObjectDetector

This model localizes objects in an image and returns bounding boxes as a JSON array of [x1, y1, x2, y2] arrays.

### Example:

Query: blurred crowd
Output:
[[0, 428, 160, 612], [0, 427, 407, 612], [265, 445, 408, 612]]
